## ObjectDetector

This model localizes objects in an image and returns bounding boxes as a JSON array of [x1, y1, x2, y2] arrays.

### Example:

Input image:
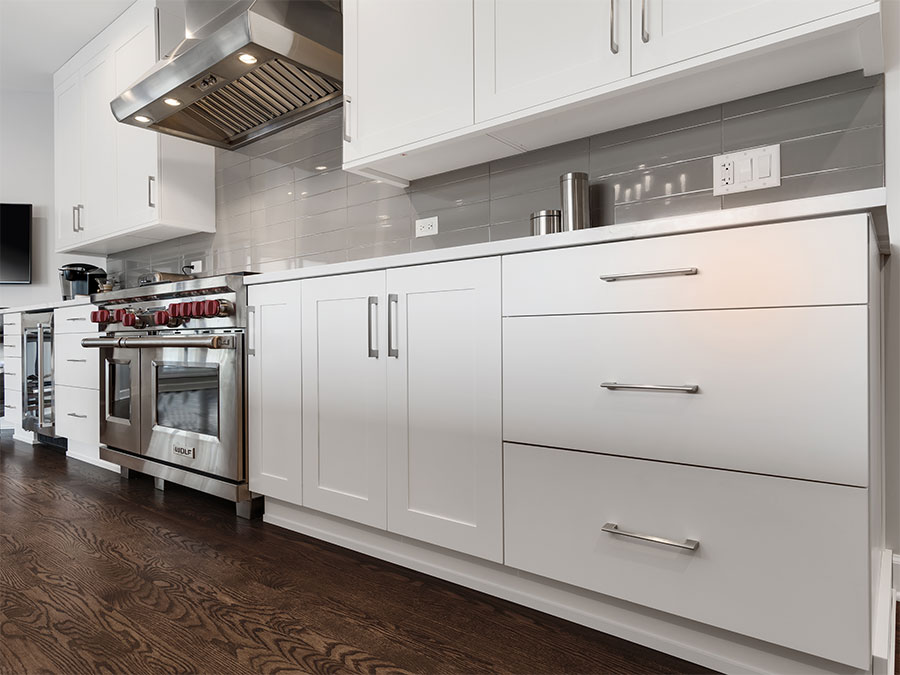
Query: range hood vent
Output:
[[111, 0, 343, 150]]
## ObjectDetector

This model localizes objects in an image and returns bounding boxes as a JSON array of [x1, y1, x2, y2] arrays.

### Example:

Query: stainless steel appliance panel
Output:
[[22, 312, 54, 435], [99, 345, 142, 454]]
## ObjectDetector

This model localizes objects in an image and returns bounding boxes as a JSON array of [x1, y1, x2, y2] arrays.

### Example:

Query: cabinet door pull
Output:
[[78, 204, 85, 231], [343, 95, 352, 142], [67, 412, 88, 419], [66, 317, 87, 321], [2, 322, 15, 326], [601, 382, 699, 394], [4, 404, 16, 410], [246, 306, 256, 356], [609, 0, 619, 54], [641, 0, 650, 43], [148, 175, 156, 207], [600, 267, 698, 282], [367, 296, 379, 358], [66, 358, 87, 363], [72, 205, 78, 233], [387, 294, 399, 358], [5, 372, 15, 377], [602, 522, 698, 550]]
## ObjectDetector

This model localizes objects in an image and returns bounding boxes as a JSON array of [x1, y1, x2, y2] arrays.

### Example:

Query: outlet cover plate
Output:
[[713, 144, 781, 196], [415, 216, 439, 237]]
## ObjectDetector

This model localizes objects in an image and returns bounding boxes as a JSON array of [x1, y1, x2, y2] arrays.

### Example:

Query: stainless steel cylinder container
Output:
[[531, 210, 562, 235], [560, 171, 591, 231]]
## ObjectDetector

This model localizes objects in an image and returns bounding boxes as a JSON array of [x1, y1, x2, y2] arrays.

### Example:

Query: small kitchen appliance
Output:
[[58, 263, 107, 300]]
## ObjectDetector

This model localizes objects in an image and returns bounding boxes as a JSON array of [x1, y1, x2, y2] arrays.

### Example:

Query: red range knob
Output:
[[154, 310, 170, 326], [168, 303, 179, 318], [112, 308, 127, 323], [192, 301, 205, 317], [90, 310, 109, 323], [122, 313, 137, 327], [204, 299, 220, 317]]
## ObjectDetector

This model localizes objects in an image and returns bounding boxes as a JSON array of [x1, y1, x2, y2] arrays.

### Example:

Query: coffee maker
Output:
[[58, 263, 107, 300]]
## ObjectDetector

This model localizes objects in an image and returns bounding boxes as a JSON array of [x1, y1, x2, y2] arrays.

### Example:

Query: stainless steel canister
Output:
[[560, 171, 590, 231], [531, 210, 562, 235]]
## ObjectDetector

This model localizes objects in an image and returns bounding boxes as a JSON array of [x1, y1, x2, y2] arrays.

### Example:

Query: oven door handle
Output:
[[81, 336, 235, 349]]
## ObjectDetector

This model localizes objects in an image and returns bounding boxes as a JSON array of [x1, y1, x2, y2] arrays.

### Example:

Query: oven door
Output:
[[141, 334, 243, 481], [99, 345, 142, 454]]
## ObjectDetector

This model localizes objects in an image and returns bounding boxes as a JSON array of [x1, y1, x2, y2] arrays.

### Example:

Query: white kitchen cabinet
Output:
[[301, 271, 388, 529], [55, 384, 100, 447], [632, 0, 875, 75], [474, 0, 630, 123], [54, 71, 83, 251], [247, 281, 303, 505], [342, 0, 474, 166], [386, 258, 503, 562], [52, 0, 215, 256]]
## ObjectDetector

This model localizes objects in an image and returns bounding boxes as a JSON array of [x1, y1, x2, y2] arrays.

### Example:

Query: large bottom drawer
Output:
[[55, 384, 99, 446], [504, 443, 869, 668]]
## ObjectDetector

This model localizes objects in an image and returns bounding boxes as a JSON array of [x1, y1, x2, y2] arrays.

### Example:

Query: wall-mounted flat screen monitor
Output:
[[0, 203, 33, 284]]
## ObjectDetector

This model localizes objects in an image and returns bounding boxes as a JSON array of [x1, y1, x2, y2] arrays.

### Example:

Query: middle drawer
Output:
[[54, 333, 99, 390], [503, 305, 868, 486]]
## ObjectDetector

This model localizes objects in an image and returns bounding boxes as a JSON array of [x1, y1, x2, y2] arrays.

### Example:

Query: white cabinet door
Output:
[[386, 258, 503, 561], [114, 16, 158, 229], [474, 0, 630, 122], [80, 47, 118, 240], [54, 71, 83, 250], [342, 0, 474, 163], [247, 282, 303, 505], [301, 271, 387, 528], [632, 0, 874, 74]]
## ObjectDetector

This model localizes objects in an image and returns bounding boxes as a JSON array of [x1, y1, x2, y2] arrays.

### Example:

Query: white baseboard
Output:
[[892, 554, 900, 591], [66, 440, 119, 473], [873, 550, 895, 674], [265, 498, 872, 675], [13, 429, 36, 444]]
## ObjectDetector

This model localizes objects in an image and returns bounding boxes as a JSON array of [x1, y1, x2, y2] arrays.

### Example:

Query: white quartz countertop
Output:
[[246, 188, 889, 287], [0, 295, 94, 316]]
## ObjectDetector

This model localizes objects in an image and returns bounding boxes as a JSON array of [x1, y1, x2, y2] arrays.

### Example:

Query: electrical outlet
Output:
[[190, 259, 203, 274], [713, 144, 781, 196], [415, 216, 439, 238]]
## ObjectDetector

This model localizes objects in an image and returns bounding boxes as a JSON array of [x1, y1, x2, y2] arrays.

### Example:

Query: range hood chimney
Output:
[[111, 0, 343, 150]]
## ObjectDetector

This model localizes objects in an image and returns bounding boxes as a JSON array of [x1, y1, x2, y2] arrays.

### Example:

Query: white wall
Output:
[[0, 88, 105, 308]]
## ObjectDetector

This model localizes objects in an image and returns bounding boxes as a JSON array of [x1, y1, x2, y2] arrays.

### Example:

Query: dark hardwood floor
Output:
[[1, 435, 714, 675]]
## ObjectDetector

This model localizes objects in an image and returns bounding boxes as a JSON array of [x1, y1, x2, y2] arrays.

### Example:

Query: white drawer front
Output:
[[55, 334, 99, 389], [54, 384, 99, 446], [502, 215, 868, 316], [2, 313, 22, 335], [54, 304, 97, 333], [504, 443, 870, 669], [3, 357, 21, 391], [503, 305, 868, 486], [3, 387, 22, 424], [2, 334, 22, 359]]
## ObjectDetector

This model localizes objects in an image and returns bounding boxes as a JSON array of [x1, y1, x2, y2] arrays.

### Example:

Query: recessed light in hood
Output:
[[110, 0, 343, 151]]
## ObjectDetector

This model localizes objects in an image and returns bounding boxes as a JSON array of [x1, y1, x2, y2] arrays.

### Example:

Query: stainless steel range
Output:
[[82, 274, 259, 517]]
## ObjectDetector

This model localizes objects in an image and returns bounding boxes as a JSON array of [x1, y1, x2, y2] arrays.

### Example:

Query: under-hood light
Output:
[[164, 97, 182, 107], [134, 115, 152, 123], [238, 53, 258, 65]]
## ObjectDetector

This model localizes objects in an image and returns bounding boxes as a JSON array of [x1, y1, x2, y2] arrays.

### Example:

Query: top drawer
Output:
[[54, 304, 98, 333], [2, 313, 22, 335], [502, 215, 869, 316]]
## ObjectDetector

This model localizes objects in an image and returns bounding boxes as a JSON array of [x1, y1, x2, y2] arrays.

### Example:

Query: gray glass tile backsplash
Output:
[[107, 71, 884, 286]]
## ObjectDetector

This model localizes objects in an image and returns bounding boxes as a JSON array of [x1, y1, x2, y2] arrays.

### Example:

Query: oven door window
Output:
[[155, 363, 219, 437], [108, 361, 133, 420]]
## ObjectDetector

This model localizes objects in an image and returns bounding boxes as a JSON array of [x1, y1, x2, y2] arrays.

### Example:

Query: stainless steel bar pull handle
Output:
[[247, 306, 256, 356], [343, 95, 352, 142], [602, 523, 699, 551], [600, 267, 698, 282], [77, 204, 84, 231], [72, 206, 78, 233], [148, 175, 156, 207], [367, 296, 379, 358], [66, 359, 86, 363], [5, 372, 14, 377], [2, 322, 15, 326], [37, 324, 46, 426], [387, 294, 399, 358], [601, 382, 699, 393], [67, 412, 88, 419], [66, 317, 87, 321], [641, 0, 650, 42], [609, 0, 619, 54], [4, 404, 16, 409]]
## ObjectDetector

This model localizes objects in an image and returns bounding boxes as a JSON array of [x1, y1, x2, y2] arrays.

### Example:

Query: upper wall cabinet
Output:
[[342, 0, 882, 185], [342, 0, 475, 166], [53, 0, 215, 255], [632, 0, 876, 74], [474, 0, 631, 123]]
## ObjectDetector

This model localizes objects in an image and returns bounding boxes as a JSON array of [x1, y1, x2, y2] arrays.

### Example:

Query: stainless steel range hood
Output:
[[111, 0, 343, 150]]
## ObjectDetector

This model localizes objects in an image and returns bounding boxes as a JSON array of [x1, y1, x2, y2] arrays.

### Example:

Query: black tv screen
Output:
[[0, 203, 32, 284]]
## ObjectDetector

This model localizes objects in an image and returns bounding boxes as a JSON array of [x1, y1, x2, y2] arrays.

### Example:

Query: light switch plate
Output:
[[415, 216, 439, 237], [713, 144, 781, 196]]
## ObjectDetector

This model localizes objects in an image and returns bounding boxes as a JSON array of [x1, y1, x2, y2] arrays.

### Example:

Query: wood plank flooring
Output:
[[0, 435, 714, 674]]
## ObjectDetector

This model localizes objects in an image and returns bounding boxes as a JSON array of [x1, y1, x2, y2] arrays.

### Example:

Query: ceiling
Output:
[[0, 0, 137, 91]]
